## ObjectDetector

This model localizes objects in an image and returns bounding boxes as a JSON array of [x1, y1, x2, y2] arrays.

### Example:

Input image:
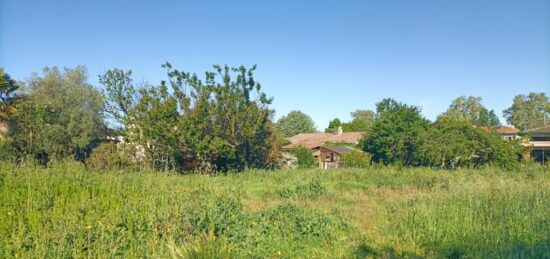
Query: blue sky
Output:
[[1, 0, 549, 129]]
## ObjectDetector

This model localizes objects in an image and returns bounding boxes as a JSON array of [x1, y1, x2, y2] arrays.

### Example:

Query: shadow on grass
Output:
[[354, 237, 550, 258], [354, 243, 422, 258]]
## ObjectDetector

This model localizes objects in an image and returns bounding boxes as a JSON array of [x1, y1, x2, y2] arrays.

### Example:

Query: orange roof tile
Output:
[[495, 125, 520, 134]]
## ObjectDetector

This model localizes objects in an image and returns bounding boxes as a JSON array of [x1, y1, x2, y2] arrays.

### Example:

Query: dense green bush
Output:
[[10, 67, 104, 163], [290, 147, 315, 169], [0, 139, 15, 163], [417, 118, 522, 170], [85, 142, 134, 171], [363, 98, 430, 166], [341, 150, 371, 168]]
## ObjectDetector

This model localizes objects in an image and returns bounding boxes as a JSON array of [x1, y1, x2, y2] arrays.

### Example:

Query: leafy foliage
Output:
[[325, 110, 375, 133], [0, 139, 16, 162], [290, 146, 315, 168], [417, 118, 521, 170], [440, 96, 500, 127], [341, 150, 371, 168], [98, 68, 136, 128], [503, 92, 550, 130], [276, 110, 317, 137], [85, 142, 136, 171], [100, 63, 278, 172], [0, 68, 19, 123], [10, 66, 105, 163], [363, 98, 430, 166], [343, 109, 375, 132], [324, 118, 342, 133]]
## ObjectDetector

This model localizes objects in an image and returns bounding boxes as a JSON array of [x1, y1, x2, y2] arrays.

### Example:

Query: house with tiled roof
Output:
[[521, 125, 550, 164], [282, 127, 365, 169], [484, 125, 548, 163], [495, 125, 521, 140]]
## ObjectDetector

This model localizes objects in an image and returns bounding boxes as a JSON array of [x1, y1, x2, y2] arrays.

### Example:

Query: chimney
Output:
[[336, 126, 343, 135]]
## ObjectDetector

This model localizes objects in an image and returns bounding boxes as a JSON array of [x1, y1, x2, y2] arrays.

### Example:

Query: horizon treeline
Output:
[[0, 65, 549, 172]]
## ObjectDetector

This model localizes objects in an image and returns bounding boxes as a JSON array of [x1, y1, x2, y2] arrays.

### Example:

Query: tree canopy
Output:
[[503, 92, 550, 130], [343, 109, 375, 132], [98, 68, 136, 129], [276, 110, 317, 137], [0, 65, 534, 172], [11, 66, 105, 163], [439, 96, 500, 127], [417, 117, 521, 170], [325, 110, 375, 133], [99, 63, 278, 172], [324, 118, 342, 133], [362, 98, 430, 166], [0, 68, 19, 123]]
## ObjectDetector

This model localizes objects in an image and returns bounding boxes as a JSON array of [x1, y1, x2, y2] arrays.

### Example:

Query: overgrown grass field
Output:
[[1, 163, 550, 258]]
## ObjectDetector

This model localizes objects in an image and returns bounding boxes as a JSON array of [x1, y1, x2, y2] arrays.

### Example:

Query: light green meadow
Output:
[[1, 162, 549, 258]]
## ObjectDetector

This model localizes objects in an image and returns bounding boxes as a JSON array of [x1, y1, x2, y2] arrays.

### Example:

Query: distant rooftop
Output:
[[320, 145, 356, 155], [495, 125, 520, 134], [283, 132, 364, 150], [523, 125, 550, 134]]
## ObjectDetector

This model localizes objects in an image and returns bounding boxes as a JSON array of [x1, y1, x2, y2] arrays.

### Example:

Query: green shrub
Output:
[[85, 142, 134, 171], [341, 150, 371, 168], [295, 178, 327, 199], [0, 139, 15, 163], [290, 147, 315, 169], [418, 119, 521, 170], [278, 177, 327, 199]]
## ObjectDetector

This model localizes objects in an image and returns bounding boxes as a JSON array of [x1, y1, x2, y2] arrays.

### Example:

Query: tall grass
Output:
[[1, 162, 549, 258]]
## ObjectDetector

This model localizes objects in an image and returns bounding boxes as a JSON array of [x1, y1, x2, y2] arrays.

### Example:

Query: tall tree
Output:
[[129, 83, 179, 171], [98, 68, 136, 129], [99, 63, 277, 172], [363, 98, 430, 166], [325, 110, 375, 133], [503, 92, 550, 130], [0, 68, 19, 123], [324, 118, 342, 133], [11, 66, 105, 162], [350, 109, 376, 122], [440, 96, 500, 127], [164, 63, 276, 172], [343, 109, 375, 132], [276, 110, 317, 137]]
